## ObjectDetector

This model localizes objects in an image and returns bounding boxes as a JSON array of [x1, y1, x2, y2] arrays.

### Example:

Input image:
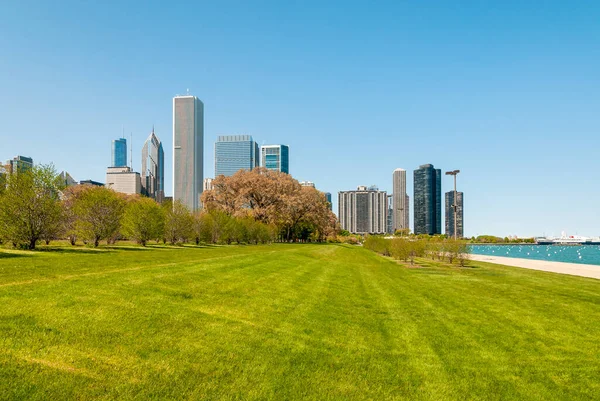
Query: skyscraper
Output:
[[413, 164, 442, 235], [261, 145, 289, 173], [214, 135, 259, 177], [338, 186, 387, 234], [141, 127, 164, 202], [111, 138, 127, 167], [392, 168, 409, 233], [445, 191, 464, 238], [173, 95, 204, 211]]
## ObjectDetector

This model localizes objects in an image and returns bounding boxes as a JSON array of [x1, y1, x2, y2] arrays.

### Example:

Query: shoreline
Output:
[[469, 254, 600, 280]]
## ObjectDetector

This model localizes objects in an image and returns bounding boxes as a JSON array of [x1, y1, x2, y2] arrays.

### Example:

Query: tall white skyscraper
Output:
[[392, 168, 409, 232], [173, 95, 204, 211]]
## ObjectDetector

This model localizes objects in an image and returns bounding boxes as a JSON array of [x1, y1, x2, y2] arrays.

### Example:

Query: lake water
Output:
[[469, 244, 600, 266]]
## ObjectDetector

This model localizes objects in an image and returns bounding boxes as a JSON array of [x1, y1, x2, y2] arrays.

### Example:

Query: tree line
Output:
[[363, 236, 470, 266], [0, 165, 285, 249]]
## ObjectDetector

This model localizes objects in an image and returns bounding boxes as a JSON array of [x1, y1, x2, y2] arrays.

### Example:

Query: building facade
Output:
[[215, 135, 259, 177], [105, 166, 141, 195], [58, 171, 77, 187], [299, 181, 315, 188], [141, 128, 164, 202], [445, 191, 464, 238], [261, 145, 289, 174], [7, 155, 33, 174], [324, 192, 332, 210], [392, 168, 409, 233], [338, 186, 387, 234], [111, 138, 127, 167], [413, 164, 441, 235], [173, 95, 204, 211], [203, 178, 214, 192]]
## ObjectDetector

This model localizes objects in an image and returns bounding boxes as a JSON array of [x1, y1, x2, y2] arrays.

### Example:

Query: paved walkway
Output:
[[469, 254, 600, 280]]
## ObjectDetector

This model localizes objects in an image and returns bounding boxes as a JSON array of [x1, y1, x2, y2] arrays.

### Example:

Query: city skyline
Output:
[[2, 2, 599, 237]]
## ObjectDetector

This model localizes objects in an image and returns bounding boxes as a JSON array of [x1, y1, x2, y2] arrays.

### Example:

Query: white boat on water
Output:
[[536, 232, 600, 245]]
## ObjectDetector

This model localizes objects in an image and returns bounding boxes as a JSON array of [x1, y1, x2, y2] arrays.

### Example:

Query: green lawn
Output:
[[1, 243, 599, 400]]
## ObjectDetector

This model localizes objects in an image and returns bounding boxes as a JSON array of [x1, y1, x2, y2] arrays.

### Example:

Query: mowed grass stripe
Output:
[[1, 244, 600, 400]]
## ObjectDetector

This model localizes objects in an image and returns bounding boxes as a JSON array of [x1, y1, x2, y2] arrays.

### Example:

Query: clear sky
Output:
[[1, 1, 599, 238]]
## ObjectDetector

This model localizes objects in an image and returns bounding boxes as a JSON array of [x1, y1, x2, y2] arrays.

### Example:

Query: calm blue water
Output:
[[469, 245, 600, 266]]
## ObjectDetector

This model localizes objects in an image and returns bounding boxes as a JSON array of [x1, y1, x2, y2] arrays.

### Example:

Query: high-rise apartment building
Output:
[[413, 164, 441, 235], [392, 168, 409, 233], [445, 191, 464, 238], [214, 135, 259, 177], [141, 128, 164, 202], [111, 138, 127, 167], [261, 145, 289, 174], [338, 186, 387, 234], [173, 95, 204, 211], [7, 155, 33, 174]]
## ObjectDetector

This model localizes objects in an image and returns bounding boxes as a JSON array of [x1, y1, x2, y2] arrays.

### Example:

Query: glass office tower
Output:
[[111, 138, 127, 167], [141, 128, 164, 202], [261, 145, 289, 173], [445, 191, 464, 238], [413, 164, 442, 235], [215, 135, 259, 177]]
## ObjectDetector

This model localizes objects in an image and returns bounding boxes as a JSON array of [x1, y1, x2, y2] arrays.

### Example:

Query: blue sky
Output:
[[1, 1, 599, 237]]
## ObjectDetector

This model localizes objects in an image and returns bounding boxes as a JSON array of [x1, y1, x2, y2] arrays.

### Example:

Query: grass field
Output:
[[1, 243, 600, 400]]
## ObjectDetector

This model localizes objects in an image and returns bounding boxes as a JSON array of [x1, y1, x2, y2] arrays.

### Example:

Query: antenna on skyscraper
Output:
[[130, 132, 133, 169]]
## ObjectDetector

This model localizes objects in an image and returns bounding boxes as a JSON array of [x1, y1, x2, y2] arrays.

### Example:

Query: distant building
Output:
[[338, 186, 387, 234], [111, 138, 127, 167], [414, 164, 441, 235], [300, 181, 315, 188], [392, 168, 409, 232], [58, 171, 77, 187], [173, 95, 204, 211], [105, 166, 141, 195], [324, 192, 332, 210], [79, 180, 104, 187], [387, 195, 393, 234], [215, 135, 259, 177], [445, 191, 464, 238], [261, 145, 289, 174], [141, 128, 164, 202], [203, 177, 214, 192], [7, 155, 33, 174]]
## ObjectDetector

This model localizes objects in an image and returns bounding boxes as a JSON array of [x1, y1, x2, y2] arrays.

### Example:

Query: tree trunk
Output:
[[141, 239, 147, 247], [94, 237, 99, 247], [29, 238, 37, 250], [70, 236, 76, 246]]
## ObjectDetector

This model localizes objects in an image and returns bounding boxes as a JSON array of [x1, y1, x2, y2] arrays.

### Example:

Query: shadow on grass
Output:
[[34, 247, 111, 254], [0, 252, 33, 259]]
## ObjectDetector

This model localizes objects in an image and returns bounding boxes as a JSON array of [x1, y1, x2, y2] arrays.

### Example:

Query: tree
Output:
[[202, 168, 336, 242], [0, 164, 63, 250], [163, 200, 194, 245], [121, 197, 165, 246], [72, 186, 125, 247]]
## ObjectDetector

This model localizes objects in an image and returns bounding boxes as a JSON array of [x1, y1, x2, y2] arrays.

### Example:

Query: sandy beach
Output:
[[470, 254, 600, 280]]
